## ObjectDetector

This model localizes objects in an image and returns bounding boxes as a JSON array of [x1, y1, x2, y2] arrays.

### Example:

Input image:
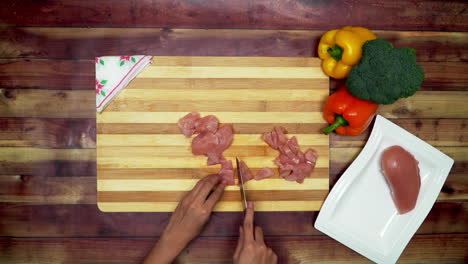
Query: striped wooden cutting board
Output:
[[97, 56, 329, 212]]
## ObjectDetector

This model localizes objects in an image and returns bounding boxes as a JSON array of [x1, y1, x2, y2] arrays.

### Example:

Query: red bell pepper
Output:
[[323, 86, 379, 136]]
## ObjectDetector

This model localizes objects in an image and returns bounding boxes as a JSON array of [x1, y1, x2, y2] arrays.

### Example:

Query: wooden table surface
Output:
[[0, 1, 467, 263]]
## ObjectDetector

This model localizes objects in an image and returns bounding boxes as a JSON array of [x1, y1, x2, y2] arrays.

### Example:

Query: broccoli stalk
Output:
[[346, 38, 425, 105]]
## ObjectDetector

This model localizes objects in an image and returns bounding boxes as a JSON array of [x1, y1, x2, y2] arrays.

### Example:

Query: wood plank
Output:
[[3, 89, 466, 119], [331, 119, 468, 148], [97, 145, 328, 158], [113, 89, 328, 101], [2, 59, 466, 91], [96, 134, 328, 146], [0, 202, 466, 237], [0, 235, 466, 263], [1, 0, 466, 31], [0, 118, 96, 148], [97, 112, 324, 123], [378, 91, 468, 119], [0, 148, 96, 176], [104, 101, 323, 112], [98, 190, 329, 202], [130, 78, 328, 90], [1, 118, 464, 148], [96, 156, 328, 169], [98, 201, 324, 212], [0, 176, 95, 204], [97, 179, 329, 191], [139, 66, 326, 79], [98, 167, 330, 179], [0, 89, 95, 118], [98, 123, 324, 134], [0, 28, 466, 62], [0, 59, 93, 90]]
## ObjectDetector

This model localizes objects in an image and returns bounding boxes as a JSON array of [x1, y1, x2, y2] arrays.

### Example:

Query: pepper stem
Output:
[[327, 45, 343, 61], [323, 115, 349, 135]]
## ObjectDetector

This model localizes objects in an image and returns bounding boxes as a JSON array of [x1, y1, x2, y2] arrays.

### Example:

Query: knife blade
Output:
[[235, 157, 248, 210]]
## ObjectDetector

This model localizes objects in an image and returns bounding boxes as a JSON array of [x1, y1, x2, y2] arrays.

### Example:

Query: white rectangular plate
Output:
[[315, 115, 454, 264]]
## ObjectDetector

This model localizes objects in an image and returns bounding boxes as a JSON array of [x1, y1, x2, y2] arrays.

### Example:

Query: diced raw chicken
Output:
[[206, 124, 234, 165], [191, 132, 219, 155], [178, 112, 200, 137], [238, 160, 254, 181], [194, 115, 219, 134], [381, 146, 421, 214], [178, 112, 236, 185], [218, 160, 235, 185], [262, 126, 288, 150], [263, 126, 318, 183], [255, 167, 274, 180]]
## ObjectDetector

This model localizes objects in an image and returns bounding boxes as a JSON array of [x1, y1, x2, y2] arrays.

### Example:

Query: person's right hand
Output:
[[233, 202, 278, 264]]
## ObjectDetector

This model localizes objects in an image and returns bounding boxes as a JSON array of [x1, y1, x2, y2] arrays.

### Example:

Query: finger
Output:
[[195, 174, 220, 203], [204, 179, 226, 210], [271, 251, 278, 263], [243, 201, 255, 243], [233, 226, 243, 258], [255, 226, 264, 245], [190, 176, 208, 197]]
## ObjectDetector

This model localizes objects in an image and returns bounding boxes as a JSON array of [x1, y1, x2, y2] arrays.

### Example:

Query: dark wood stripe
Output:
[[0, 235, 466, 263], [0, 202, 465, 237], [0, 161, 97, 177], [97, 123, 324, 134], [97, 167, 330, 179], [0, 28, 466, 62], [1, 0, 466, 31], [0, 118, 96, 148], [2, 60, 466, 91], [98, 190, 329, 202]]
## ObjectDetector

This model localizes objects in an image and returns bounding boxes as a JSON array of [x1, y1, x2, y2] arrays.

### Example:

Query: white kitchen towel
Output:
[[95, 55, 152, 113]]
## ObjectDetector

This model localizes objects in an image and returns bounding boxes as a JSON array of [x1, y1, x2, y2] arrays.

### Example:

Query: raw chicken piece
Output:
[[206, 124, 234, 165], [381, 146, 421, 214], [194, 115, 219, 134], [218, 160, 235, 185], [238, 160, 254, 181], [191, 132, 219, 156], [178, 112, 200, 137], [262, 126, 288, 150], [255, 167, 274, 180], [263, 127, 318, 183]]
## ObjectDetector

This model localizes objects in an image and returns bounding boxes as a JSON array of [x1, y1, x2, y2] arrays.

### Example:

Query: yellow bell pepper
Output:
[[318, 26, 377, 79]]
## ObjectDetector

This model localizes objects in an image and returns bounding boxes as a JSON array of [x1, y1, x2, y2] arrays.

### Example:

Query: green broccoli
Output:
[[346, 38, 424, 105]]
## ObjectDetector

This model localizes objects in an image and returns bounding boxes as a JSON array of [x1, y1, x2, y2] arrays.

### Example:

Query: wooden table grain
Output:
[[0, 0, 467, 263]]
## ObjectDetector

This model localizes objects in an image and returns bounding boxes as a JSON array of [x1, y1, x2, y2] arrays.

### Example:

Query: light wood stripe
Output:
[[97, 201, 324, 212], [138, 66, 327, 79], [97, 156, 328, 169], [98, 190, 329, 202], [151, 56, 323, 67], [97, 146, 329, 158], [1, 147, 95, 162], [97, 123, 324, 134], [96, 134, 328, 147], [129, 78, 328, 90], [115, 89, 328, 101], [104, 100, 323, 112], [97, 112, 325, 124], [97, 168, 330, 179], [98, 178, 328, 191]]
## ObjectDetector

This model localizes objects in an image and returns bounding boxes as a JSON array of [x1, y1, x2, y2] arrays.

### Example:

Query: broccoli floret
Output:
[[346, 38, 425, 105]]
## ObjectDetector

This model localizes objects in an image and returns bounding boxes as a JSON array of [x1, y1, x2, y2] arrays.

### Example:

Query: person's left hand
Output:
[[161, 174, 226, 250]]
